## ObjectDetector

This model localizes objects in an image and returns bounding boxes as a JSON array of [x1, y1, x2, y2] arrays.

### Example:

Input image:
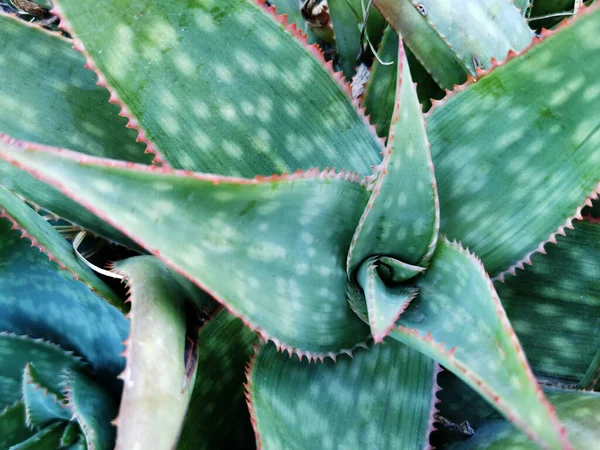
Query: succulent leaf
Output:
[[0, 403, 34, 448], [0, 333, 85, 408], [390, 239, 569, 449], [268, 0, 317, 41], [328, 0, 386, 79], [0, 185, 125, 311], [428, 4, 600, 276], [111, 256, 215, 450], [0, 215, 128, 379], [61, 369, 118, 450], [0, 12, 147, 245], [178, 310, 259, 450], [0, 140, 371, 356], [363, 26, 399, 139], [248, 341, 439, 449], [22, 364, 70, 428], [348, 36, 438, 276], [9, 422, 65, 450], [51, 0, 384, 176], [497, 220, 600, 387], [448, 390, 600, 450], [373, 0, 533, 89]]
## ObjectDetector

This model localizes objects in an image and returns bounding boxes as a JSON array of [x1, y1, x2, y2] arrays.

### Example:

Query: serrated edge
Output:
[[49, 1, 168, 167], [0, 332, 87, 369], [22, 363, 66, 428], [493, 181, 600, 282], [424, 363, 443, 450], [424, 2, 600, 118], [61, 369, 98, 450], [394, 238, 571, 449], [244, 343, 263, 450], [0, 135, 370, 362], [0, 9, 69, 41]]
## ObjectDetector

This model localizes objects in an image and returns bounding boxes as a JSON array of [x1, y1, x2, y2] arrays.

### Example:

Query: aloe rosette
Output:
[[0, 0, 599, 448]]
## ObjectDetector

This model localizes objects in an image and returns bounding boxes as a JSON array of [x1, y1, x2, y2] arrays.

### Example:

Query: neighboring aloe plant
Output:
[[0, 0, 599, 449]]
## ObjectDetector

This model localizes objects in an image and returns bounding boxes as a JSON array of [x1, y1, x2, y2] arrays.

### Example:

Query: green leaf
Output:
[[0, 141, 371, 356], [448, 390, 600, 450], [52, 0, 383, 176], [357, 257, 418, 342], [373, 0, 533, 89], [249, 340, 438, 449], [62, 369, 118, 450], [496, 220, 600, 386], [178, 310, 258, 450], [363, 26, 399, 139], [348, 37, 438, 275], [268, 0, 319, 43], [0, 403, 34, 449], [9, 422, 65, 450], [428, 5, 600, 276], [0, 185, 125, 311], [390, 239, 569, 449], [22, 364, 70, 428], [111, 256, 215, 450], [0, 216, 129, 380], [0, 334, 85, 408], [0, 13, 147, 245], [328, 0, 386, 79], [59, 422, 81, 447]]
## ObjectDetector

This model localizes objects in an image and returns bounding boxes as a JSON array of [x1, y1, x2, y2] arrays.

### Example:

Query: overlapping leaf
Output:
[[249, 341, 438, 449], [373, 0, 533, 88], [0, 140, 370, 356], [51, 0, 383, 176], [390, 239, 569, 449], [428, 5, 600, 276], [0, 403, 34, 448]]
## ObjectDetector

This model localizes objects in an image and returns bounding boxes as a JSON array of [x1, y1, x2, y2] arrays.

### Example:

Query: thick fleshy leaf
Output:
[[428, 5, 600, 276], [0, 216, 128, 380], [0, 141, 370, 356], [449, 390, 600, 450], [51, 0, 383, 176], [390, 239, 569, 449], [363, 26, 399, 139], [348, 37, 438, 275], [0, 185, 124, 311], [0, 334, 85, 408], [111, 256, 215, 450], [328, 0, 386, 79], [22, 364, 70, 428], [10, 422, 65, 450], [496, 220, 600, 386], [62, 369, 118, 450], [178, 310, 258, 450], [357, 258, 417, 342], [0, 403, 34, 448], [249, 341, 438, 449], [373, 0, 533, 89], [268, 0, 319, 43], [0, 13, 147, 245], [60, 422, 81, 447]]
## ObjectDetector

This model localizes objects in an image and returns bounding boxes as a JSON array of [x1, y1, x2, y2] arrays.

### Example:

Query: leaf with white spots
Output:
[[0, 403, 34, 448], [51, 0, 384, 176], [0, 216, 129, 381], [328, 0, 386, 79], [0, 333, 85, 409], [248, 341, 439, 450], [178, 310, 258, 450], [0, 13, 147, 245], [348, 37, 439, 279], [448, 390, 600, 450], [22, 364, 71, 428], [496, 220, 600, 389], [111, 256, 216, 450], [357, 257, 418, 342], [373, 0, 533, 89], [363, 26, 399, 140], [390, 239, 570, 449], [0, 185, 125, 312], [0, 140, 371, 357], [428, 5, 600, 276], [62, 369, 118, 450]]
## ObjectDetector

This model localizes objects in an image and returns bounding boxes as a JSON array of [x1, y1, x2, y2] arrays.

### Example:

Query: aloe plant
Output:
[[0, 0, 599, 449]]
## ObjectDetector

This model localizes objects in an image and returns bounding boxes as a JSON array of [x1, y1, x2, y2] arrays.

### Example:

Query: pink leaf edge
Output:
[[425, 364, 443, 450]]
